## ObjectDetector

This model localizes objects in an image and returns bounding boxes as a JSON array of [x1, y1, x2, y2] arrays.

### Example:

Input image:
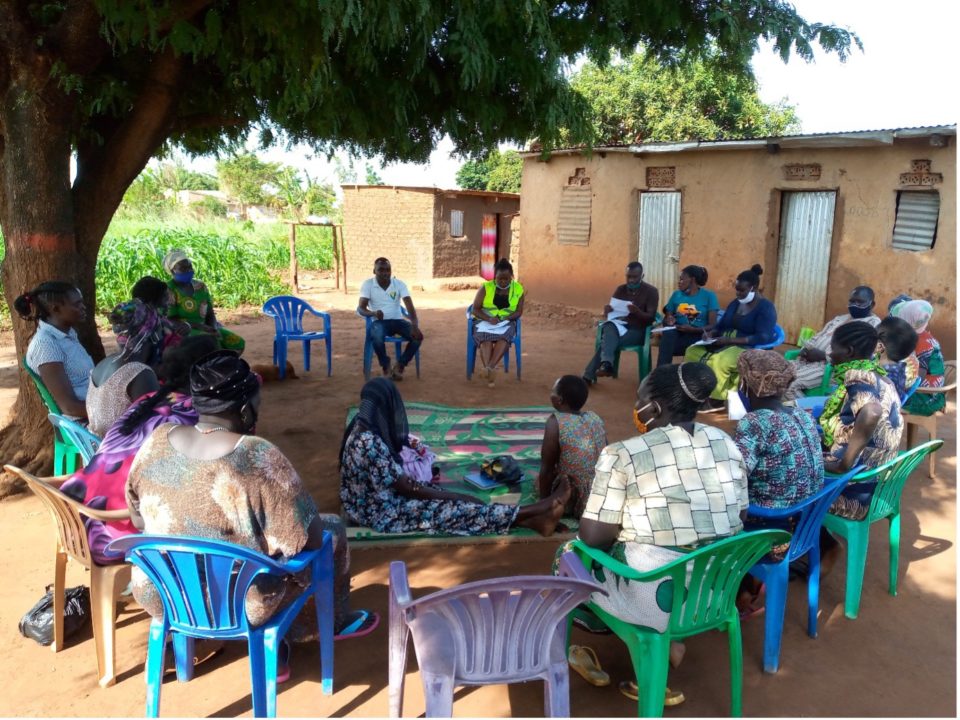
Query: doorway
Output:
[[637, 191, 681, 297]]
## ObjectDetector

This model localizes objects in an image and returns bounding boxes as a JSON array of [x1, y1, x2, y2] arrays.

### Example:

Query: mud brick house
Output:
[[517, 125, 957, 352], [341, 185, 520, 286]]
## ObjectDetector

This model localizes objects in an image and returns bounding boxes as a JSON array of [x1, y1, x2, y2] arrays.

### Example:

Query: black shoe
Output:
[[582, 375, 596, 386], [596, 362, 614, 378]]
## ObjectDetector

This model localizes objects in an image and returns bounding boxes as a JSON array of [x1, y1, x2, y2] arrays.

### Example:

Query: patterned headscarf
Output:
[[163, 249, 189, 274], [891, 299, 933, 334], [887, 293, 913, 314], [189, 350, 260, 414], [109, 299, 164, 365], [736, 349, 796, 398], [340, 377, 409, 465]]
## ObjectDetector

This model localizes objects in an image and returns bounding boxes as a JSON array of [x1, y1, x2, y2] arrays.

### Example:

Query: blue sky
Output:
[[188, 0, 957, 191]]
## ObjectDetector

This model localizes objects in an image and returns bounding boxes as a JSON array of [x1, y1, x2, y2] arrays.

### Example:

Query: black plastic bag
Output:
[[480, 455, 524, 486], [18, 585, 91, 646]]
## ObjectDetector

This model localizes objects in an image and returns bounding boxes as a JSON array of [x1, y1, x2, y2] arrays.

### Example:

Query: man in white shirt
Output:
[[358, 257, 424, 380]]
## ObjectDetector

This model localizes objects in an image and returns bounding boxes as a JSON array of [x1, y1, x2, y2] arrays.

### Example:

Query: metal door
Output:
[[637, 191, 681, 297], [775, 191, 837, 343]]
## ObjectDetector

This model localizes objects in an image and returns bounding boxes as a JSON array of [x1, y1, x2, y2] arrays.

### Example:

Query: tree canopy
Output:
[[456, 150, 524, 193], [571, 48, 801, 145]]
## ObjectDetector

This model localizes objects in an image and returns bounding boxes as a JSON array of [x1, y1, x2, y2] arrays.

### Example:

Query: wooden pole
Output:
[[339, 225, 347, 294], [332, 225, 340, 290], [289, 223, 299, 293]]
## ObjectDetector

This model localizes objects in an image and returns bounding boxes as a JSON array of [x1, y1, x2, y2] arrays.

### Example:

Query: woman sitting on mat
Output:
[[536, 375, 607, 518], [685, 264, 777, 406], [340, 377, 568, 536], [657, 265, 720, 366], [470, 258, 525, 387], [163, 249, 245, 354], [891, 299, 946, 416], [16, 281, 94, 421], [127, 351, 377, 681], [560, 363, 748, 703]]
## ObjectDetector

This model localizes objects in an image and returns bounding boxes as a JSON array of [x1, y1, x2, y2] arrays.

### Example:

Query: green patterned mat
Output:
[[344, 402, 578, 546]]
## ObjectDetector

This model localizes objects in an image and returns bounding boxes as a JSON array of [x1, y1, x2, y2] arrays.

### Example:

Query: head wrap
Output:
[[891, 299, 933, 334], [189, 350, 260, 415], [163, 249, 189, 275], [737, 349, 796, 398], [109, 299, 164, 364], [339, 377, 409, 465], [887, 293, 913, 314]]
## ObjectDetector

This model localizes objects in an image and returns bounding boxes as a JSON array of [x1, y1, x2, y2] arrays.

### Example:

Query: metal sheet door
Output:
[[638, 191, 681, 298], [775, 191, 837, 343]]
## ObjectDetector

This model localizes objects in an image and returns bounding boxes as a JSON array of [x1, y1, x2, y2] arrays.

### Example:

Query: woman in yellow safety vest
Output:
[[470, 258, 525, 387]]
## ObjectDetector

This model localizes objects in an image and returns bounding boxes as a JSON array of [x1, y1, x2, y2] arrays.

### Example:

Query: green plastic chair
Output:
[[567, 530, 790, 717], [784, 348, 833, 396], [22, 362, 82, 475], [796, 326, 816, 347], [593, 321, 655, 384], [822, 439, 944, 620]]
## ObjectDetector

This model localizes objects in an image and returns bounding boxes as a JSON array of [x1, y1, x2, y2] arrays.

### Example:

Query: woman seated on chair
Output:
[[470, 258, 524, 387], [876, 317, 919, 400], [340, 378, 569, 536], [15, 281, 94, 421], [657, 265, 719, 366], [163, 249, 246, 354], [684, 264, 777, 406], [132, 275, 191, 351], [61, 335, 218, 564], [561, 364, 748, 702], [536, 375, 607, 519], [891, 299, 947, 416], [126, 351, 377, 679]]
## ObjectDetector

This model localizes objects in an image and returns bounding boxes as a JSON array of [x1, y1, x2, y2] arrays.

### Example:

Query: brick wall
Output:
[[342, 187, 435, 287]]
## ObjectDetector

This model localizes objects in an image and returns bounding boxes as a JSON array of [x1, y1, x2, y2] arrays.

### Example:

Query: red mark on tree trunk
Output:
[[10, 233, 75, 252]]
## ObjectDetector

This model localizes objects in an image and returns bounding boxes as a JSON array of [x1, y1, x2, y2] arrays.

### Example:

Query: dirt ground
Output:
[[0, 272, 955, 717]]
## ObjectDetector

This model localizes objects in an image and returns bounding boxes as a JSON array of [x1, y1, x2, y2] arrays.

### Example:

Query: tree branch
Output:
[[174, 113, 245, 131], [159, 0, 216, 33], [47, 0, 109, 76]]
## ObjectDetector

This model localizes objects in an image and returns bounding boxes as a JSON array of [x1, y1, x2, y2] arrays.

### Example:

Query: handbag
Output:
[[18, 585, 91, 646], [480, 455, 524, 486]]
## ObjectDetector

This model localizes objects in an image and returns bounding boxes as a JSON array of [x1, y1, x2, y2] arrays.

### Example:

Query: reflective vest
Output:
[[482, 280, 524, 319]]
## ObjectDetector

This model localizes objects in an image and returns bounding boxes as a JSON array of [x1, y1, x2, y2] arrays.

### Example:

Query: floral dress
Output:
[[555, 411, 607, 517], [340, 429, 518, 535], [903, 331, 947, 416], [167, 279, 245, 352]]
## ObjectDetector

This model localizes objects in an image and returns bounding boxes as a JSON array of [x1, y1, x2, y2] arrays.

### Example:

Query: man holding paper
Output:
[[583, 261, 659, 384]]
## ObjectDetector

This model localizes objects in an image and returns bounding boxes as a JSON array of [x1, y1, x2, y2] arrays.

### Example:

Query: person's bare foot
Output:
[[669, 641, 686, 669], [522, 497, 566, 537]]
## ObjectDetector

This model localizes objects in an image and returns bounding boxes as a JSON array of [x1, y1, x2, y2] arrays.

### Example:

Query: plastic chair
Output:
[[784, 347, 834, 397], [746, 466, 864, 674], [592, 315, 658, 383], [4, 465, 131, 687], [47, 414, 101, 466], [796, 326, 816, 347], [904, 361, 956, 478], [262, 296, 332, 379], [465, 305, 522, 380], [566, 531, 789, 717], [388, 553, 601, 718], [106, 533, 335, 718], [822, 440, 944, 620], [362, 307, 421, 381], [752, 324, 786, 351], [23, 362, 84, 474]]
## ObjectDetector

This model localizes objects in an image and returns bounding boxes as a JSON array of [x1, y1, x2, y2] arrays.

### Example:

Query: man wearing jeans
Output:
[[358, 257, 424, 380]]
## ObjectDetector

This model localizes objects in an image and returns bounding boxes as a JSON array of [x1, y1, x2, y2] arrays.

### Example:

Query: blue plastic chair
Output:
[[47, 413, 101, 466], [751, 324, 786, 351], [466, 305, 522, 380], [106, 534, 335, 718], [262, 296, 332, 379], [746, 465, 864, 674], [362, 307, 421, 381], [901, 377, 922, 405]]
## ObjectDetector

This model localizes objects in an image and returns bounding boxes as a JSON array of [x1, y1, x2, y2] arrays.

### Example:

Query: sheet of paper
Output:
[[607, 297, 633, 320], [475, 320, 511, 335], [691, 338, 719, 347], [650, 326, 676, 334]]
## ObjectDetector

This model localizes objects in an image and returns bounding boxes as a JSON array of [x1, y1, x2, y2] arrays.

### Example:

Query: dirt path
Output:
[[0, 274, 954, 717]]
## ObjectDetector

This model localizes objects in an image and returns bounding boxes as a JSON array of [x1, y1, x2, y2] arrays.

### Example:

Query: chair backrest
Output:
[[797, 326, 816, 347], [107, 534, 293, 638], [394, 553, 599, 683], [901, 377, 922, 404], [263, 295, 314, 335], [915, 360, 957, 396], [861, 440, 944, 522], [23, 361, 62, 414], [3, 465, 93, 569], [48, 414, 101, 465], [748, 467, 863, 564]]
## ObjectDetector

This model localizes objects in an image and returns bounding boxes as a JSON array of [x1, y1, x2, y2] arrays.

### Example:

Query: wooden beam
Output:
[[289, 222, 299, 293]]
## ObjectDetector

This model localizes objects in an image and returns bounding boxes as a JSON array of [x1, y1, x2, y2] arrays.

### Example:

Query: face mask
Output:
[[738, 385, 752, 413], [738, 290, 756, 304], [632, 401, 659, 434], [496, 280, 511, 290], [626, 282, 643, 290], [848, 304, 872, 319], [173, 271, 194, 284]]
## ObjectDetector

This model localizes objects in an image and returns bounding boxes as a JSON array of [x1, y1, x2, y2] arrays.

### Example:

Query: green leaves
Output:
[[456, 149, 522, 192]]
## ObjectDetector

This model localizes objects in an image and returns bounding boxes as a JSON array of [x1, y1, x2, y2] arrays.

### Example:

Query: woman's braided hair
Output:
[[832, 320, 880, 360], [645, 363, 717, 421]]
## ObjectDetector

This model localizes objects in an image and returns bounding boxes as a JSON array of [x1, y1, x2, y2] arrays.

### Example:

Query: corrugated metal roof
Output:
[[557, 186, 592, 245], [522, 124, 957, 158], [342, 185, 519, 200], [892, 191, 940, 251]]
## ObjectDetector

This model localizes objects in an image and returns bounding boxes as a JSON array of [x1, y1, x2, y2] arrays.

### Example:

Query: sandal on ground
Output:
[[163, 639, 225, 676], [568, 645, 610, 687], [738, 583, 766, 620], [571, 607, 612, 635], [618, 680, 685, 706], [335, 610, 380, 641]]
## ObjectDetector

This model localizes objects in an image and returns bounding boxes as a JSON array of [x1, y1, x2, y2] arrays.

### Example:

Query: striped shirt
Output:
[[26, 321, 94, 401]]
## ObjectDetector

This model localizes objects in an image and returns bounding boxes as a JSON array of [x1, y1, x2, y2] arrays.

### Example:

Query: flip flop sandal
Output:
[[571, 609, 612, 635], [618, 680, 685, 707], [335, 610, 381, 641], [568, 645, 610, 687]]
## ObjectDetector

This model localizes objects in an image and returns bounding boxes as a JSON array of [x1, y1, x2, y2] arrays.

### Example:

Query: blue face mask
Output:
[[738, 386, 752, 413], [173, 271, 194, 284]]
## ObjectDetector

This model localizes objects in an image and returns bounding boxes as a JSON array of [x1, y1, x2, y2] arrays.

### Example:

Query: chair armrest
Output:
[[81, 507, 133, 522], [556, 551, 609, 596], [572, 540, 688, 583], [307, 307, 330, 319], [44, 475, 73, 488], [784, 349, 801, 361], [389, 560, 413, 608]]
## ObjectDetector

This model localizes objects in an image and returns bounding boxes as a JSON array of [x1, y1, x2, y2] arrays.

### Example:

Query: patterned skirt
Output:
[[473, 320, 517, 345]]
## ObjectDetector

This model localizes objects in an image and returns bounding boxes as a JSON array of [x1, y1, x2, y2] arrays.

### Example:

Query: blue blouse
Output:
[[717, 297, 777, 346]]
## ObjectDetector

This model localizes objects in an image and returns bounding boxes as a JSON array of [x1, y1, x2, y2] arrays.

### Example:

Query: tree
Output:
[[571, 48, 801, 145], [216, 154, 281, 207], [273, 167, 336, 222], [456, 149, 523, 193], [0, 1, 858, 482], [364, 163, 385, 186]]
